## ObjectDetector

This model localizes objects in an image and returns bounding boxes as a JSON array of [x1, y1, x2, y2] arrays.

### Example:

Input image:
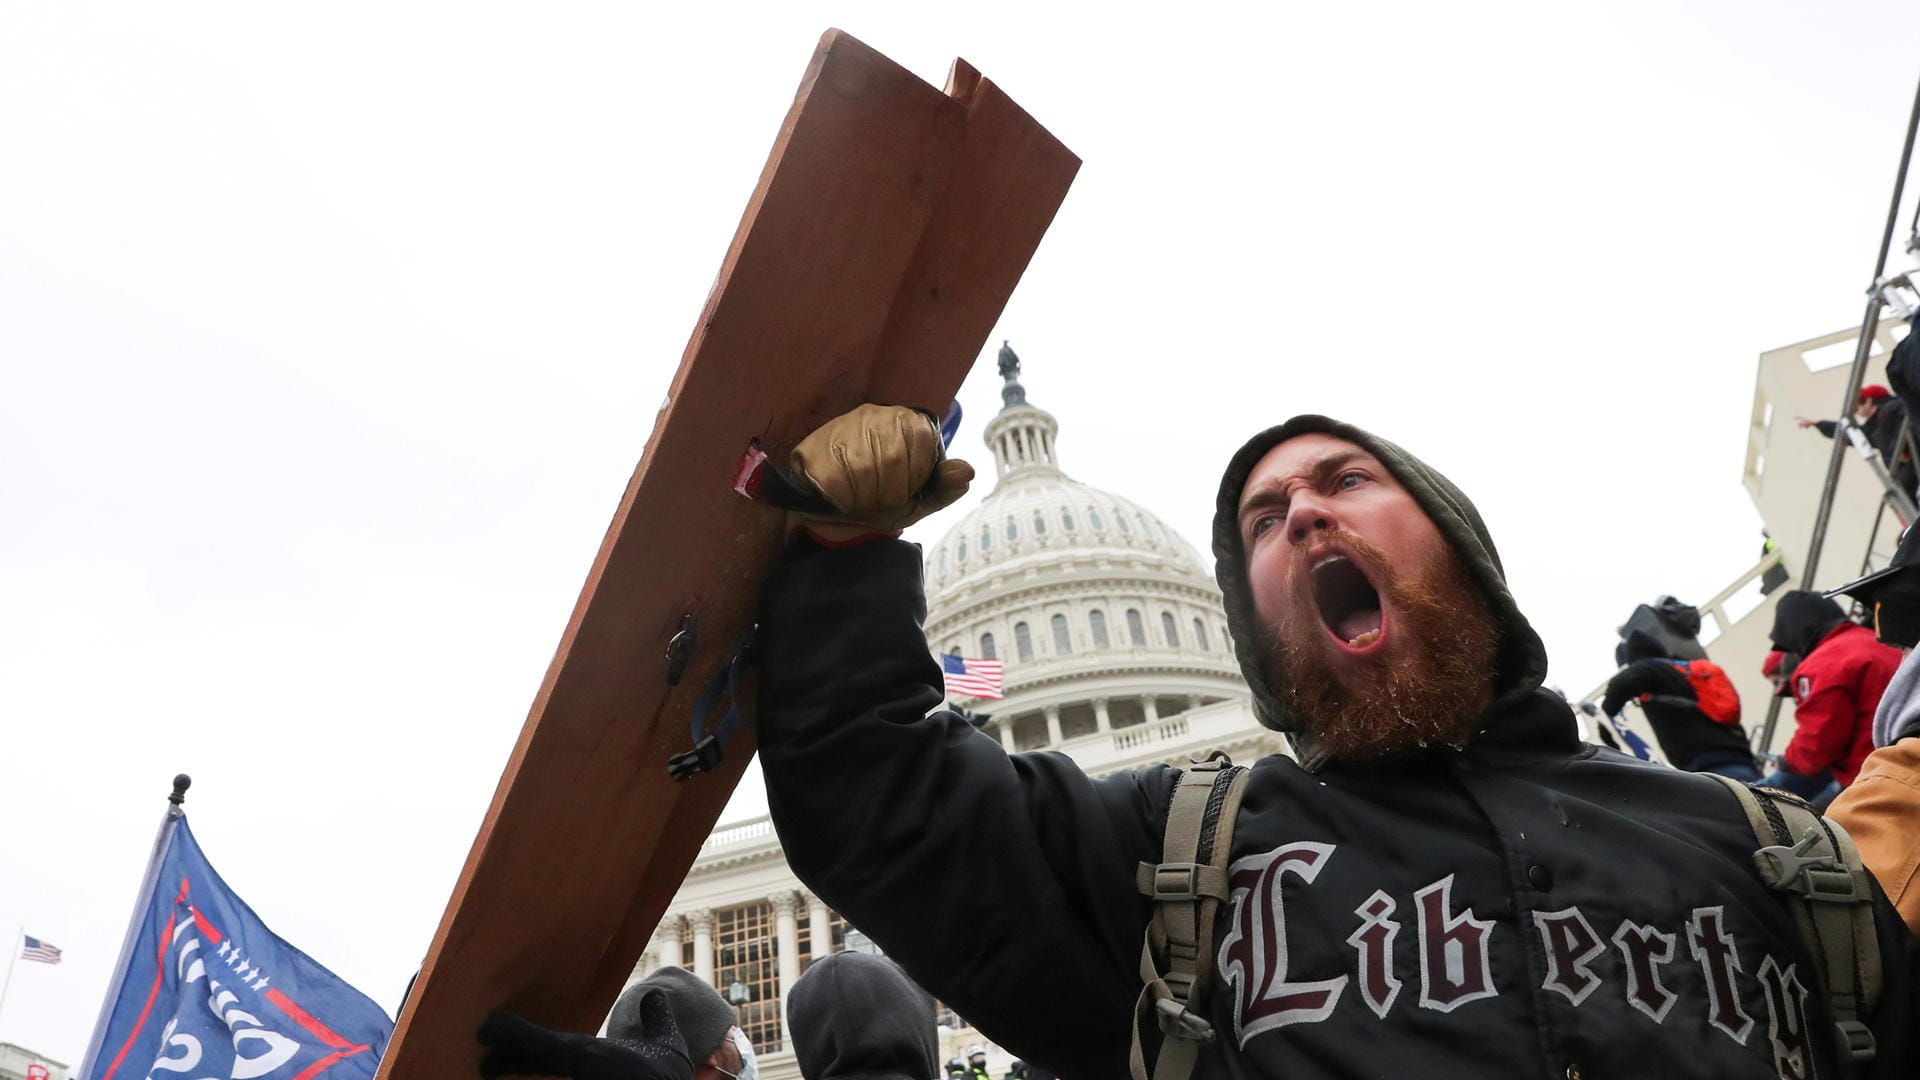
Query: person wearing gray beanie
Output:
[[475, 965, 747, 1080], [611, 966, 739, 1070]]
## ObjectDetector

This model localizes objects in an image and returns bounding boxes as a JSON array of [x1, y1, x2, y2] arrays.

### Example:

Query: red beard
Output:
[[1265, 530, 1501, 762]]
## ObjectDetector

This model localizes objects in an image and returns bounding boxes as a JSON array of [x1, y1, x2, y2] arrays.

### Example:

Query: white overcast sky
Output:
[[5, 0, 1920, 1062]]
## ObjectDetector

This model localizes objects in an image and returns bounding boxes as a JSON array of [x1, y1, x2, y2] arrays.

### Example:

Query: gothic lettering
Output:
[[1611, 919, 1678, 1023], [1687, 906, 1754, 1044], [1213, 859, 1801, 1048], [1755, 955, 1811, 1080], [1533, 907, 1605, 1006], [1218, 843, 1349, 1043], [1414, 874, 1498, 1012], [1345, 890, 1403, 1019]]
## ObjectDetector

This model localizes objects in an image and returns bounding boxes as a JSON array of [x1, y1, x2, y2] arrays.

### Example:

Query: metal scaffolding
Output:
[[1757, 72, 1920, 752]]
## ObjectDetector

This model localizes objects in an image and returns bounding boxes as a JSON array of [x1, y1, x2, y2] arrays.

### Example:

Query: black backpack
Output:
[[1619, 596, 1707, 662]]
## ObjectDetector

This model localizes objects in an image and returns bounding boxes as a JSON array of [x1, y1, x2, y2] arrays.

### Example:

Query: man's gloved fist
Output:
[[477, 990, 691, 1080], [790, 404, 973, 543]]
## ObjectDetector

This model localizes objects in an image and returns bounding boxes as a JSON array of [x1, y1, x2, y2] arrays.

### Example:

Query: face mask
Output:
[[714, 1028, 758, 1080]]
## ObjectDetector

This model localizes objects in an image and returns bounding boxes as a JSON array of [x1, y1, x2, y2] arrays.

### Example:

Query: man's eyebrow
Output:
[[1238, 450, 1373, 516]]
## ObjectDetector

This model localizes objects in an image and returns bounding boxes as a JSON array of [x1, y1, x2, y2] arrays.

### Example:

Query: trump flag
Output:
[[79, 813, 391, 1080]]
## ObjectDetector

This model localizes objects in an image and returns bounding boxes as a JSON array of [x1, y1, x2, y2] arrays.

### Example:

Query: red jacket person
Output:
[[1768, 590, 1902, 787], [754, 407, 1920, 1079]]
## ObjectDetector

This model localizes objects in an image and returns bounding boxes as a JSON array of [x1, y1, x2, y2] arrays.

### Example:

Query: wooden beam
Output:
[[376, 29, 1075, 1080]]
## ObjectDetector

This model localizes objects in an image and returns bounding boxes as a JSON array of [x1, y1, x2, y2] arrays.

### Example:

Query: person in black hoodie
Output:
[[755, 405, 1920, 1079], [1765, 588, 1902, 794], [1599, 629, 1755, 779], [786, 952, 938, 1080]]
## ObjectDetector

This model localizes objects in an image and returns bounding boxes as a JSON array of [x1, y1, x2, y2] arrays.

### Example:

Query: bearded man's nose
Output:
[[1284, 498, 1335, 544]]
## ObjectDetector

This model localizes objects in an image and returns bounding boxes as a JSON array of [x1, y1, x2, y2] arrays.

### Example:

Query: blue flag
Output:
[[80, 815, 392, 1080], [1605, 711, 1660, 763]]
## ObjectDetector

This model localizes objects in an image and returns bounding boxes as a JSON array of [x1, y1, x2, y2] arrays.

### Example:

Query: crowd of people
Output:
[[474, 949, 1060, 1080], [1593, 331, 1920, 952], [1597, 574, 1919, 940], [471, 335, 1920, 1077]]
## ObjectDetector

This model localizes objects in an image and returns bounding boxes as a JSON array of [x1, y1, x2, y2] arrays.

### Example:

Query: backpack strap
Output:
[[1705, 774, 1883, 1072], [1643, 694, 1703, 710], [1129, 752, 1249, 1080]]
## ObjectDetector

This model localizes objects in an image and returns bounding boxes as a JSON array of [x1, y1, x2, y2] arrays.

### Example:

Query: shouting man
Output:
[[754, 407, 1919, 1079]]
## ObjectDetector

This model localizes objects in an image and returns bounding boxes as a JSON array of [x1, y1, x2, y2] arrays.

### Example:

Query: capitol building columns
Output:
[[648, 917, 683, 973], [805, 891, 831, 959], [772, 892, 803, 1037], [687, 909, 714, 982]]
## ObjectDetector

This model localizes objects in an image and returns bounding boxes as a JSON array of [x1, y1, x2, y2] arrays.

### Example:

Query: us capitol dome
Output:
[[629, 345, 1287, 1077], [923, 345, 1283, 773]]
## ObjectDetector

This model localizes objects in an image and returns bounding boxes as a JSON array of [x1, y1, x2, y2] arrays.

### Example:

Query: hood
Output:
[[1875, 646, 1920, 748], [1618, 629, 1670, 665], [786, 953, 937, 1080], [1768, 590, 1848, 658], [1211, 415, 1549, 770]]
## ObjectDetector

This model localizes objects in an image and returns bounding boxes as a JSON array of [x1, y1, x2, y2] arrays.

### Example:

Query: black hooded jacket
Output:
[[755, 416, 1919, 1079], [786, 953, 938, 1080], [1770, 590, 1850, 658], [1600, 631, 1751, 770]]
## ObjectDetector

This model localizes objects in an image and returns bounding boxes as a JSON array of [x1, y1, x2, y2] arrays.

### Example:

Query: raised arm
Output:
[[756, 539, 1169, 1077], [1599, 659, 1678, 716], [751, 406, 1174, 1078]]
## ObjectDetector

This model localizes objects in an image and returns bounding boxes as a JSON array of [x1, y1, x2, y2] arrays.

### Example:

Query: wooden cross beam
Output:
[[376, 29, 1077, 1080]]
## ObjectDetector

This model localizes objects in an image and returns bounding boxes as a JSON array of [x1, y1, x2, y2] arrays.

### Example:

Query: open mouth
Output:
[[1309, 552, 1386, 653]]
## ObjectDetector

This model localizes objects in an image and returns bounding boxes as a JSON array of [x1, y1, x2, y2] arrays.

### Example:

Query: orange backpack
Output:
[[1644, 658, 1742, 725]]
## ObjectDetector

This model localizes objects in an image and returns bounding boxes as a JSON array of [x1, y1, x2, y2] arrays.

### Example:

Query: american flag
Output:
[[21, 935, 62, 964], [941, 653, 1004, 700]]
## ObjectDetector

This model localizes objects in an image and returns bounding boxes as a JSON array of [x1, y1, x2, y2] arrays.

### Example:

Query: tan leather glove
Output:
[[790, 404, 974, 542]]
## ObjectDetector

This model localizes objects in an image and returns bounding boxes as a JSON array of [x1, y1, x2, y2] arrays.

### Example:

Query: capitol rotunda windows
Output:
[[1126, 609, 1146, 646]]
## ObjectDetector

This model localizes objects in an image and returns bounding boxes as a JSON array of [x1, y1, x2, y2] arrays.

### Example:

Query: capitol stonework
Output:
[[626, 351, 1291, 1077]]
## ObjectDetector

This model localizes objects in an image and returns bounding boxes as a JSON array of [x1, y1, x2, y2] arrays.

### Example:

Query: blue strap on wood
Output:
[[667, 631, 755, 780]]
